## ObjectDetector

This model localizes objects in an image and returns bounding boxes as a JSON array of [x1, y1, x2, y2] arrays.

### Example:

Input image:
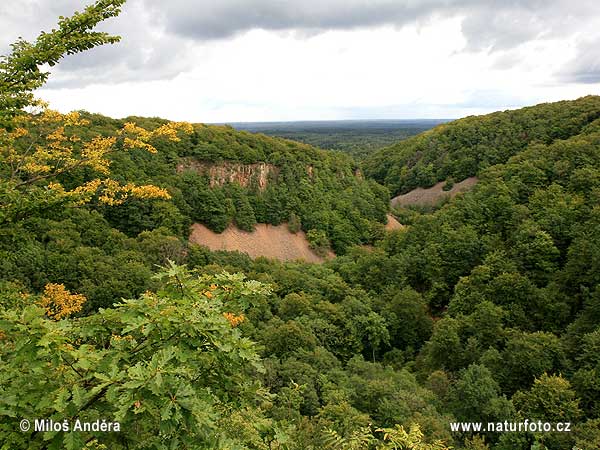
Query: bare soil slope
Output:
[[391, 177, 478, 207], [189, 223, 332, 263], [385, 214, 404, 231]]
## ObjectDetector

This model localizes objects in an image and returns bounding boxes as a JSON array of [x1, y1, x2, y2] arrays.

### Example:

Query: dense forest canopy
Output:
[[364, 96, 600, 196], [1, 1, 600, 449], [56, 111, 391, 255]]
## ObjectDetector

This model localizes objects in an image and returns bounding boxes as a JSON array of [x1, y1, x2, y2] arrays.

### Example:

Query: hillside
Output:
[[364, 96, 600, 196], [4, 6, 600, 449], [391, 176, 478, 208], [67, 112, 391, 255], [4, 99, 600, 450], [189, 222, 331, 262]]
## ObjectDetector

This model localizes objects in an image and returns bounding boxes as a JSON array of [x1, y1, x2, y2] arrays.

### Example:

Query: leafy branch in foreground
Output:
[[0, 264, 272, 449], [0, 0, 126, 124]]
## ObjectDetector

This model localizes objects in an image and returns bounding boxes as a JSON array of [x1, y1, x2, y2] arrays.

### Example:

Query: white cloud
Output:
[[2, 0, 599, 121]]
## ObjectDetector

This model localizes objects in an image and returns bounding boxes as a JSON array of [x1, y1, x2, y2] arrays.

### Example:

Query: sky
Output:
[[1, 0, 599, 122]]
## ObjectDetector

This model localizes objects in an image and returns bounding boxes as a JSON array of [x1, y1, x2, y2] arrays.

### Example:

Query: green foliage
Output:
[[442, 177, 455, 192], [2, 3, 600, 445], [0, 0, 125, 123], [512, 373, 581, 422], [511, 374, 581, 450], [365, 95, 600, 195], [233, 120, 442, 158], [307, 229, 331, 256], [54, 111, 392, 252], [0, 264, 271, 449], [287, 212, 302, 233], [234, 190, 257, 231], [447, 364, 514, 425], [377, 423, 451, 449]]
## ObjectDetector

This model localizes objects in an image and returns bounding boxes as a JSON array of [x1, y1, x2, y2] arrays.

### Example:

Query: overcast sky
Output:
[[1, 0, 599, 122]]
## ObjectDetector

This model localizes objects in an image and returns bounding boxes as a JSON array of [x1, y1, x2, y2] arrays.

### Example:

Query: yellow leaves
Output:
[[3, 106, 191, 219], [9, 127, 28, 139], [121, 122, 151, 140], [223, 312, 245, 328], [111, 334, 133, 342], [62, 111, 89, 127], [5, 109, 191, 184], [81, 136, 117, 174], [39, 109, 64, 123], [48, 179, 171, 206], [97, 181, 171, 205], [119, 121, 192, 152], [47, 126, 68, 146], [201, 283, 220, 299], [128, 184, 171, 200], [153, 122, 194, 141], [21, 155, 52, 175], [39, 283, 86, 320], [123, 137, 157, 153]]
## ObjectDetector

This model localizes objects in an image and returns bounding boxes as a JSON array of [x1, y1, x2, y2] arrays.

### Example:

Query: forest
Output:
[[1, 1, 600, 449], [227, 120, 445, 159]]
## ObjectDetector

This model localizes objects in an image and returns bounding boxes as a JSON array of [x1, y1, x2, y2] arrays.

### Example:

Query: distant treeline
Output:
[[227, 119, 446, 158]]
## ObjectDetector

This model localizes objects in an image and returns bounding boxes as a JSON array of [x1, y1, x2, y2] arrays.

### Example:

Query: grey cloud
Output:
[[0, 0, 77, 54], [2, 0, 600, 89], [45, 0, 193, 88], [1, 0, 193, 89], [558, 38, 600, 84], [145, 0, 593, 48], [144, 0, 456, 40]]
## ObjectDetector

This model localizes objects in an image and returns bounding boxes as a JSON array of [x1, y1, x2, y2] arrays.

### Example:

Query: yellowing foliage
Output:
[[1, 108, 191, 213], [39, 283, 86, 320], [223, 312, 245, 327]]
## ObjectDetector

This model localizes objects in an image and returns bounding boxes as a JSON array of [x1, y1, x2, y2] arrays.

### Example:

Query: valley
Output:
[[2, 3, 600, 448]]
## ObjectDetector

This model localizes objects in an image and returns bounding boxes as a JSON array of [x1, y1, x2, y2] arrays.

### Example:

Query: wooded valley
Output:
[[1, 1, 600, 449]]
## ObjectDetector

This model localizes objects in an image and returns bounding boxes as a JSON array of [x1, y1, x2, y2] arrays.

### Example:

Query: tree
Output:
[[447, 364, 514, 426], [512, 374, 581, 450], [357, 312, 390, 362], [0, 264, 273, 449], [288, 212, 302, 233], [0, 0, 126, 123], [382, 287, 433, 352], [234, 192, 257, 232], [0, 0, 192, 226], [307, 229, 331, 257], [512, 373, 581, 422], [377, 423, 451, 450], [494, 332, 565, 393]]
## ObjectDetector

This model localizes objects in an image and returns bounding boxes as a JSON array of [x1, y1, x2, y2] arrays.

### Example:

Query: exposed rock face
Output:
[[177, 159, 278, 191]]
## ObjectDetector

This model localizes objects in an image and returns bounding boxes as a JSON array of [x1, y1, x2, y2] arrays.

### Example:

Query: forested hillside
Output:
[[1, 2, 600, 449], [364, 96, 600, 195], [41, 111, 390, 256]]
